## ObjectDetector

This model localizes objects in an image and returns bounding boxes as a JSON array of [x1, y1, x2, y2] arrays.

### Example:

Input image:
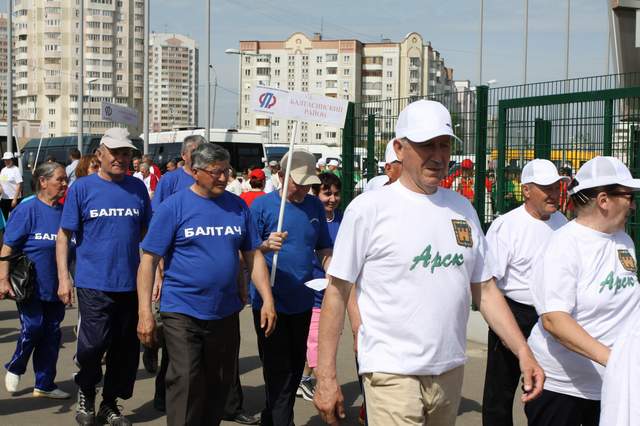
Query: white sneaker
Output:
[[5, 371, 20, 393], [33, 388, 71, 399]]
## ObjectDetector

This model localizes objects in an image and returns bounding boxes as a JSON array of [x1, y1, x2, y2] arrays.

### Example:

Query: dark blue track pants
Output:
[[5, 298, 65, 392], [75, 288, 139, 401]]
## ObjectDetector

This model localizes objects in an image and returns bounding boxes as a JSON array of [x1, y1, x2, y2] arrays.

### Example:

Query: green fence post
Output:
[[534, 118, 552, 160], [603, 99, 614, 156], [341, 102, 356, 208], [367, 114, 376, 180], [473, 85, 488, 226], [496, 102, 508, 215]]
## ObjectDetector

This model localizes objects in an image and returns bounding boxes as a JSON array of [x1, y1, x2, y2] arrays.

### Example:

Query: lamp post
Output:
[[225, 48, 271, 130], [87, 78, 99, 135], [209, 65, 217, 132], [206, 0, 211, 142]]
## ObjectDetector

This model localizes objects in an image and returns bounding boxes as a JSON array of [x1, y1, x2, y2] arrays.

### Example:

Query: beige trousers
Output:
[[362, 365, 464, 426]]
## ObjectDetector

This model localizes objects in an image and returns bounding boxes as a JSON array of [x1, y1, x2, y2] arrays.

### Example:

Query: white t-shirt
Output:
[[528, 220, 640, 400], [226, 179, 243, 195], [328, 181, 493, 376], [66, 159, 79, 186], [0, 166, 23, 199], [486, 205, 567, 305], [600, 307, 640, 426], [133, 171, 143, 181]]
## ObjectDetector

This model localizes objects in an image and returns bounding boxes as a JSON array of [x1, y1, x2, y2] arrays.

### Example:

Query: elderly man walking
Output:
[[250, 150, 333, 426], [56, 128, 152, 426], [482, 159, 569, 426], [314, 100, 545, 426], [137, 143, 277, 426]]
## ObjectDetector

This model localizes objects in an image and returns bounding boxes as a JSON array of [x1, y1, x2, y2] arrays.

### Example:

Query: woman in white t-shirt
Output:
[[0, 152, 23, 220], [526, 156, 640, 426]]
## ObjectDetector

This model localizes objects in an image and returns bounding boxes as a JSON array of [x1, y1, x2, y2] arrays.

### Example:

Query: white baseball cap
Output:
[[384, 139, 399, 164], [521, 159, 569, 186], [100, 128, 137, 150], [569, 156, 640, 194], [328, 159, 339, 167], [316, 158, 326, 168], [395, 100, 463, 144], [2, 152, 14, 160]]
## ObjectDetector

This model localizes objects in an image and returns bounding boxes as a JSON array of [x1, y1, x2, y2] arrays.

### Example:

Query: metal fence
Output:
[[341, 72, 640, 234]]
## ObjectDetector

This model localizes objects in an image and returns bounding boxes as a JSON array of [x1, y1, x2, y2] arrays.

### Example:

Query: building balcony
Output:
[[409, 77, 420, 84], [44, 51, 62, 59], [409, 64, 420, 71], [362, 63, 382, 71]]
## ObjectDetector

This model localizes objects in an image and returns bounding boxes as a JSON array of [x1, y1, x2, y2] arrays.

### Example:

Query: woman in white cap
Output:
[[0, 152, 23, 220], [525, 156, 640, 426]]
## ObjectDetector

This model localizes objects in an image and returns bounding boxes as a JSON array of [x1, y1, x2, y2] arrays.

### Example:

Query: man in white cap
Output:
[[250, 150, 333, 426], [314, 100, 545, 426], [326, 159, 342, 180], [0, 151, 23, 219], [482, 159, 569, 426], [316, 158, 327, 174], [267, 160, 281, 193], [56, 127, 152, 426]]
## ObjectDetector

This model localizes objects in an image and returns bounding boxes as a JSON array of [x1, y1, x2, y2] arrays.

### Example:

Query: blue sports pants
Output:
[[75, 288, 139, 401], [5, 298, 66, 391]]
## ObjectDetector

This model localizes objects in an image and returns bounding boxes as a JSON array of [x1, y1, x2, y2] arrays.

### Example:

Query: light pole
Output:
[[209, 65, 217, 131], [143, 0, 150, 154], [7, 0, 13, 153], [206, 0, 211, 142], [478, 0, 484, 86], [78, 0, 84, 151], [87, 78, 99, 135], [225, 48, 271, 130], [523, 0, 529, 84]]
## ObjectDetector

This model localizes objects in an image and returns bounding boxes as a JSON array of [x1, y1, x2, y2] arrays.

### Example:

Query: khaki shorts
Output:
[[362, 365, 464, 426]]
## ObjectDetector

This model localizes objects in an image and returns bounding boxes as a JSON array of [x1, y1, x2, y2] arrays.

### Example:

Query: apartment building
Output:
[[236, 32, 454, 146], [149, 32, 198, 132], [12, 0, 144, 137]]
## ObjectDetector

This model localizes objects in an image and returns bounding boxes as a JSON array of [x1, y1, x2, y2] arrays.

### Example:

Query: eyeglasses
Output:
[[608, 191, 635, 200], [196, 167, 229, 179]]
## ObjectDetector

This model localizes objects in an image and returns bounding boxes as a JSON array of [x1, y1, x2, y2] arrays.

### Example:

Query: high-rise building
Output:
[[12, 0, 145, 137], [149, 32, 198, 132], [236, 32, 454, 146], [0, 13, 8, 121]]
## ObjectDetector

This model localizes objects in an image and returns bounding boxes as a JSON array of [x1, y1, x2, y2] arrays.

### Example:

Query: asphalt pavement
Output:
[[0, 302, 526, 425]]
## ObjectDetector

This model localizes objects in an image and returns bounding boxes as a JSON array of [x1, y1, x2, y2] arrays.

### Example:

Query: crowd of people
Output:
[[0, 99, 638, 426]]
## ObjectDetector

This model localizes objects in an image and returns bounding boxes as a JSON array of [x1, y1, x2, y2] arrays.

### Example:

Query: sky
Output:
[[2, 0, 613, 129]]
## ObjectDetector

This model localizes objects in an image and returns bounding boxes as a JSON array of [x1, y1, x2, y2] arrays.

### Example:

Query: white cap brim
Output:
[[569, 177, 640, 194], [522, 175, 571, 186], [399, 127, 463, 145]]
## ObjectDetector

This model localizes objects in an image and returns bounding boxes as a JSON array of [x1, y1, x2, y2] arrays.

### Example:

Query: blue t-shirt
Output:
[[141, 189, 261, 320], [311, 209, 343, 308], [250, 191, 333, 314], [151, 168, 195, 211], [60, 173, 151, 292], [4, 198, 64, 301]]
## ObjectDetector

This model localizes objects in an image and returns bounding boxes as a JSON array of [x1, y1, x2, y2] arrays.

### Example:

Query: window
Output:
[[386, 83, 393, 91], [386, 71, 393, 78], [326, 54, 337, 62], [274, 57, 280, 63], [316, 69, 322, 76], [363, 56, 383, 65], [343, 68, 350, 76], [315, 133, 322, 140], [386, 58, 393, 66], [326, 67, 337, 75]]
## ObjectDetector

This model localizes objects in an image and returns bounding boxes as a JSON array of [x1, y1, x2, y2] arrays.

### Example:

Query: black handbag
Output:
[[0, 252, 35, 302]]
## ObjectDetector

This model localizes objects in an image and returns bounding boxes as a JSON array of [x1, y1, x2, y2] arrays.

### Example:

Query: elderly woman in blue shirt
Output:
[[0, 162, 71, 399]]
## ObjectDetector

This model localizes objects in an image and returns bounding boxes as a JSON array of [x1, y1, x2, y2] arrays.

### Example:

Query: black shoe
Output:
[[142, 346, 158, 374], [75, 389, 96, 426], [224, 412, 261, 425], [97, 400, 132, 426], [153, 395, 166, 412]]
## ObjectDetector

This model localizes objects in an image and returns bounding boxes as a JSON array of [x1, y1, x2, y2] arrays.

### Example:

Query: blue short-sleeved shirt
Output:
[[151, 168, 195, 211], [250, 191, 333, 314], [60, 173, 151, 292], [141, 189, 261, 320], [4, 198, 65, 301], [312, 209, 343, 308]]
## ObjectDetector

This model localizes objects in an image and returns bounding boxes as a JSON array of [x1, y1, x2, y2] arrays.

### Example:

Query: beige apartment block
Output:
[[12, 0, 144, 137], [149, 32, 198, 132], [236, 32, 454, 146]]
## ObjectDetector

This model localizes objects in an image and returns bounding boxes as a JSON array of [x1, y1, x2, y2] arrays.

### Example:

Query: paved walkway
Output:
[[0, 302, 526, 425]]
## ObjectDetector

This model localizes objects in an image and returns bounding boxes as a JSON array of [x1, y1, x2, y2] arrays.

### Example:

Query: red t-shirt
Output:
[[240, 191, 266, 207]]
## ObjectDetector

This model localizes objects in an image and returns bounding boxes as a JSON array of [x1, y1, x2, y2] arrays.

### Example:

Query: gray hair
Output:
[[34, 161, 64, 192], [191, 143, 230, 169], [139, 163, 150, 172], [182, 135, 207, 155]]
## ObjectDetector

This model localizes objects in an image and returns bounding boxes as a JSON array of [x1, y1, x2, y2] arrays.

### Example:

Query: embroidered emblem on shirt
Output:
[[451, 219, 473, 248], [618, 249, 637, 273]]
